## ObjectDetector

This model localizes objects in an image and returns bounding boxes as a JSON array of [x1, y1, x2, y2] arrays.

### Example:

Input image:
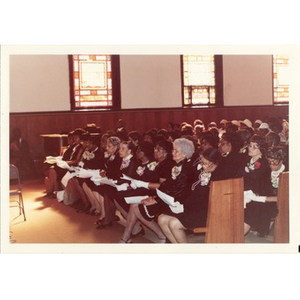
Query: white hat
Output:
[[241, 119, 252, 128], [258, 123, 270, 131], [208, 122, 217, 128], [231, 120, 240, 127], [254, 119, 263, 125], [220, 119, 227, 124]]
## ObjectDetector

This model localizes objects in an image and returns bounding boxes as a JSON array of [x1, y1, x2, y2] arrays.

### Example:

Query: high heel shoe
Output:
[[95, 221, 113, 230], [94, 218, 104, 225], [118, 238, 132, 243], [131, 227, 145, 239]]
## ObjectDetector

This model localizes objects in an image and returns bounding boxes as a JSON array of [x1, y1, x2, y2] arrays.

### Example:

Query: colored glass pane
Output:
[[72, 54, 113, 109], [183, 55, 215, 106]]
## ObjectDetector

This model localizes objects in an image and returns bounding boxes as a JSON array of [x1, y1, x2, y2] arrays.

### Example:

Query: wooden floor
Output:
[[7, 177, 274, 252]]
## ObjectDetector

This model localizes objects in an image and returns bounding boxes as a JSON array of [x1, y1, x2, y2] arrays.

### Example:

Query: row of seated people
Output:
[[43, 117, 289, 243]]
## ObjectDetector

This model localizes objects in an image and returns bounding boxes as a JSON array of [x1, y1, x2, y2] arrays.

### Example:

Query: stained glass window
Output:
[[183, 55, 216, 106], [273, 55, 289, 104], [72, 55, 113, 109]]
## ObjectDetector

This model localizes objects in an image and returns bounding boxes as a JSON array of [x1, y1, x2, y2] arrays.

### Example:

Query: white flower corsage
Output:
[[82, 151, 95, 160], [199, 171, 211, 186], [147, 161, 158, 171], [172, 165, 182, 180], [136, 166, 145, 176]]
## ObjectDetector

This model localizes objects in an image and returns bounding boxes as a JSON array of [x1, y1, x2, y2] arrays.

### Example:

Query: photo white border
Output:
[[1, 44, 299, 254]]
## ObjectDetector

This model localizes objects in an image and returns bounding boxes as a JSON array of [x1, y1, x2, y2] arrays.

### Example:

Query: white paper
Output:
[[56, 160, 72, 170], [156, 189, 175, 207], [61, 171, 77, 187], [77, 168, 99, 178], [124, 195, 149, 204], [121, 174, 134, 181], [44, 156, 62, 164], [169, 201, 184, 214], [98, 177, 118, 188], [244, 190, 266, 208]]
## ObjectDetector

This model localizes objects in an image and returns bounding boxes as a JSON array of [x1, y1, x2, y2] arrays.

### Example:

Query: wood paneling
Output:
[[10, 105, 288, 159]]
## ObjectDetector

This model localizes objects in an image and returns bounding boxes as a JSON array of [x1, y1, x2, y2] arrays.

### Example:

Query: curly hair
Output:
[[201, 147, 222, 165], [221, 131, 243, 153], [250, 134, 268, 156], [266, 146, 287, 161], [107, 136, 121, 148], [173, 138, 195, 159]]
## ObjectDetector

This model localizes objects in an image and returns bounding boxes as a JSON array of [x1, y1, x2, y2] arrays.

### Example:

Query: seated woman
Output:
[[237, 129, 254, 167], [114, 140, 174, 238], [243, 134, 270, 194], [81, 132, 110, 215], [83, 136, 122, 225], [90, 139, 137, 229], [44, 128, 85, 199], [198, 130, 219, 152], [218, 131, 244, 179], [113, 141, 158, 228], [157, 147, 226, 243], [118, 137, 195, 243], [244, 146, 288, 237], [66, 134, 104, 212]]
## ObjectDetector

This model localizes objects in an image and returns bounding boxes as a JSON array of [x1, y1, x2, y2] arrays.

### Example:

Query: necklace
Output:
[[271, 164, 285, 188]]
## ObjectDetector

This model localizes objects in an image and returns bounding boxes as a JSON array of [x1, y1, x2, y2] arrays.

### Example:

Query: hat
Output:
[[254, 119, 263, 125], [241, 119, 252, 128], [231, 120, 240, 127], [258, 123, 270, 131], [208, 122, 217, 128], [220, 119, 227, 124]]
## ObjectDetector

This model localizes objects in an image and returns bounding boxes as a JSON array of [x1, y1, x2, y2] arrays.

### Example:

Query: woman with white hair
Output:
[[118, 137, 195, 243]]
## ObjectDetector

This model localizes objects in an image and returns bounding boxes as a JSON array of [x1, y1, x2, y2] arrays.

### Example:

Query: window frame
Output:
[[272, 54, 289, 105], [181, 55, 223, 108], [69, 54, 121, 111]]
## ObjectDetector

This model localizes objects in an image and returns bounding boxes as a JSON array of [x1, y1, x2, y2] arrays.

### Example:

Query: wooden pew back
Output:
[[274, 171, 289, 243], [192, 177, 244, 243]]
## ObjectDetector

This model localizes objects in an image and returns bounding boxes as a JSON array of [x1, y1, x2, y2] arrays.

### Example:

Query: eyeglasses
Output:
[[267, 158, 281, 166], [219, 141, 228, 146], [200, 160, 213, 167], [154, 147, 164, 152], [248, 143, 260, 150]]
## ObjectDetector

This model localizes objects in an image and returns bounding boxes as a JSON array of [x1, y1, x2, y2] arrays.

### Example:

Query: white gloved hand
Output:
[[170, 201, 184, 214], [116, 183, 129, 191], [91, 176, 102, 186], [130, 179, 149, 190], [56, 160, 70, 170]]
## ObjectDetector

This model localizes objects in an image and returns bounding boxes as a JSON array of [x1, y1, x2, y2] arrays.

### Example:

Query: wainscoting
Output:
[[10, 105, 288, 159]]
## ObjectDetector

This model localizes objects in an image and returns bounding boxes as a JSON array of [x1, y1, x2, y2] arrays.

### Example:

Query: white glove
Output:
[[130, 179, 149, 190], [91, 176, 102, 186], [170, 201, 184, 214], [244, 190, 266, 208], [56, 160, 70, 170], [116, 183, 129, 191]]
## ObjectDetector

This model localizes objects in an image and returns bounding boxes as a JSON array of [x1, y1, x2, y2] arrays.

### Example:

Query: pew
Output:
[[191, 177, 244, 243], [273, 172, 289, 243]]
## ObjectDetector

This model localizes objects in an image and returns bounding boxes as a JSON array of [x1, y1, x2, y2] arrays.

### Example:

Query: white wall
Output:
[[10, 55, 70, 112], [223, 55, 273, 106], [120, 55, 182, 108], [9, 54, 274, 112]]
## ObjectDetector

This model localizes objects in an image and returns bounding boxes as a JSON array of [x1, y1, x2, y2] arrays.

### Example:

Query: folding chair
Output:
[[191, 177, 244, 243], [10, 164, 26, 221]]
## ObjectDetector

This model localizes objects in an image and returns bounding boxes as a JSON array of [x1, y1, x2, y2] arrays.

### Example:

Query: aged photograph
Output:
[[2, 45, 297, 254]]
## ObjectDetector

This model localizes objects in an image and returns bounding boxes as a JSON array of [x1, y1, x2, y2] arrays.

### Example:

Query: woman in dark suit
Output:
[[118, 137, 195, 243]]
